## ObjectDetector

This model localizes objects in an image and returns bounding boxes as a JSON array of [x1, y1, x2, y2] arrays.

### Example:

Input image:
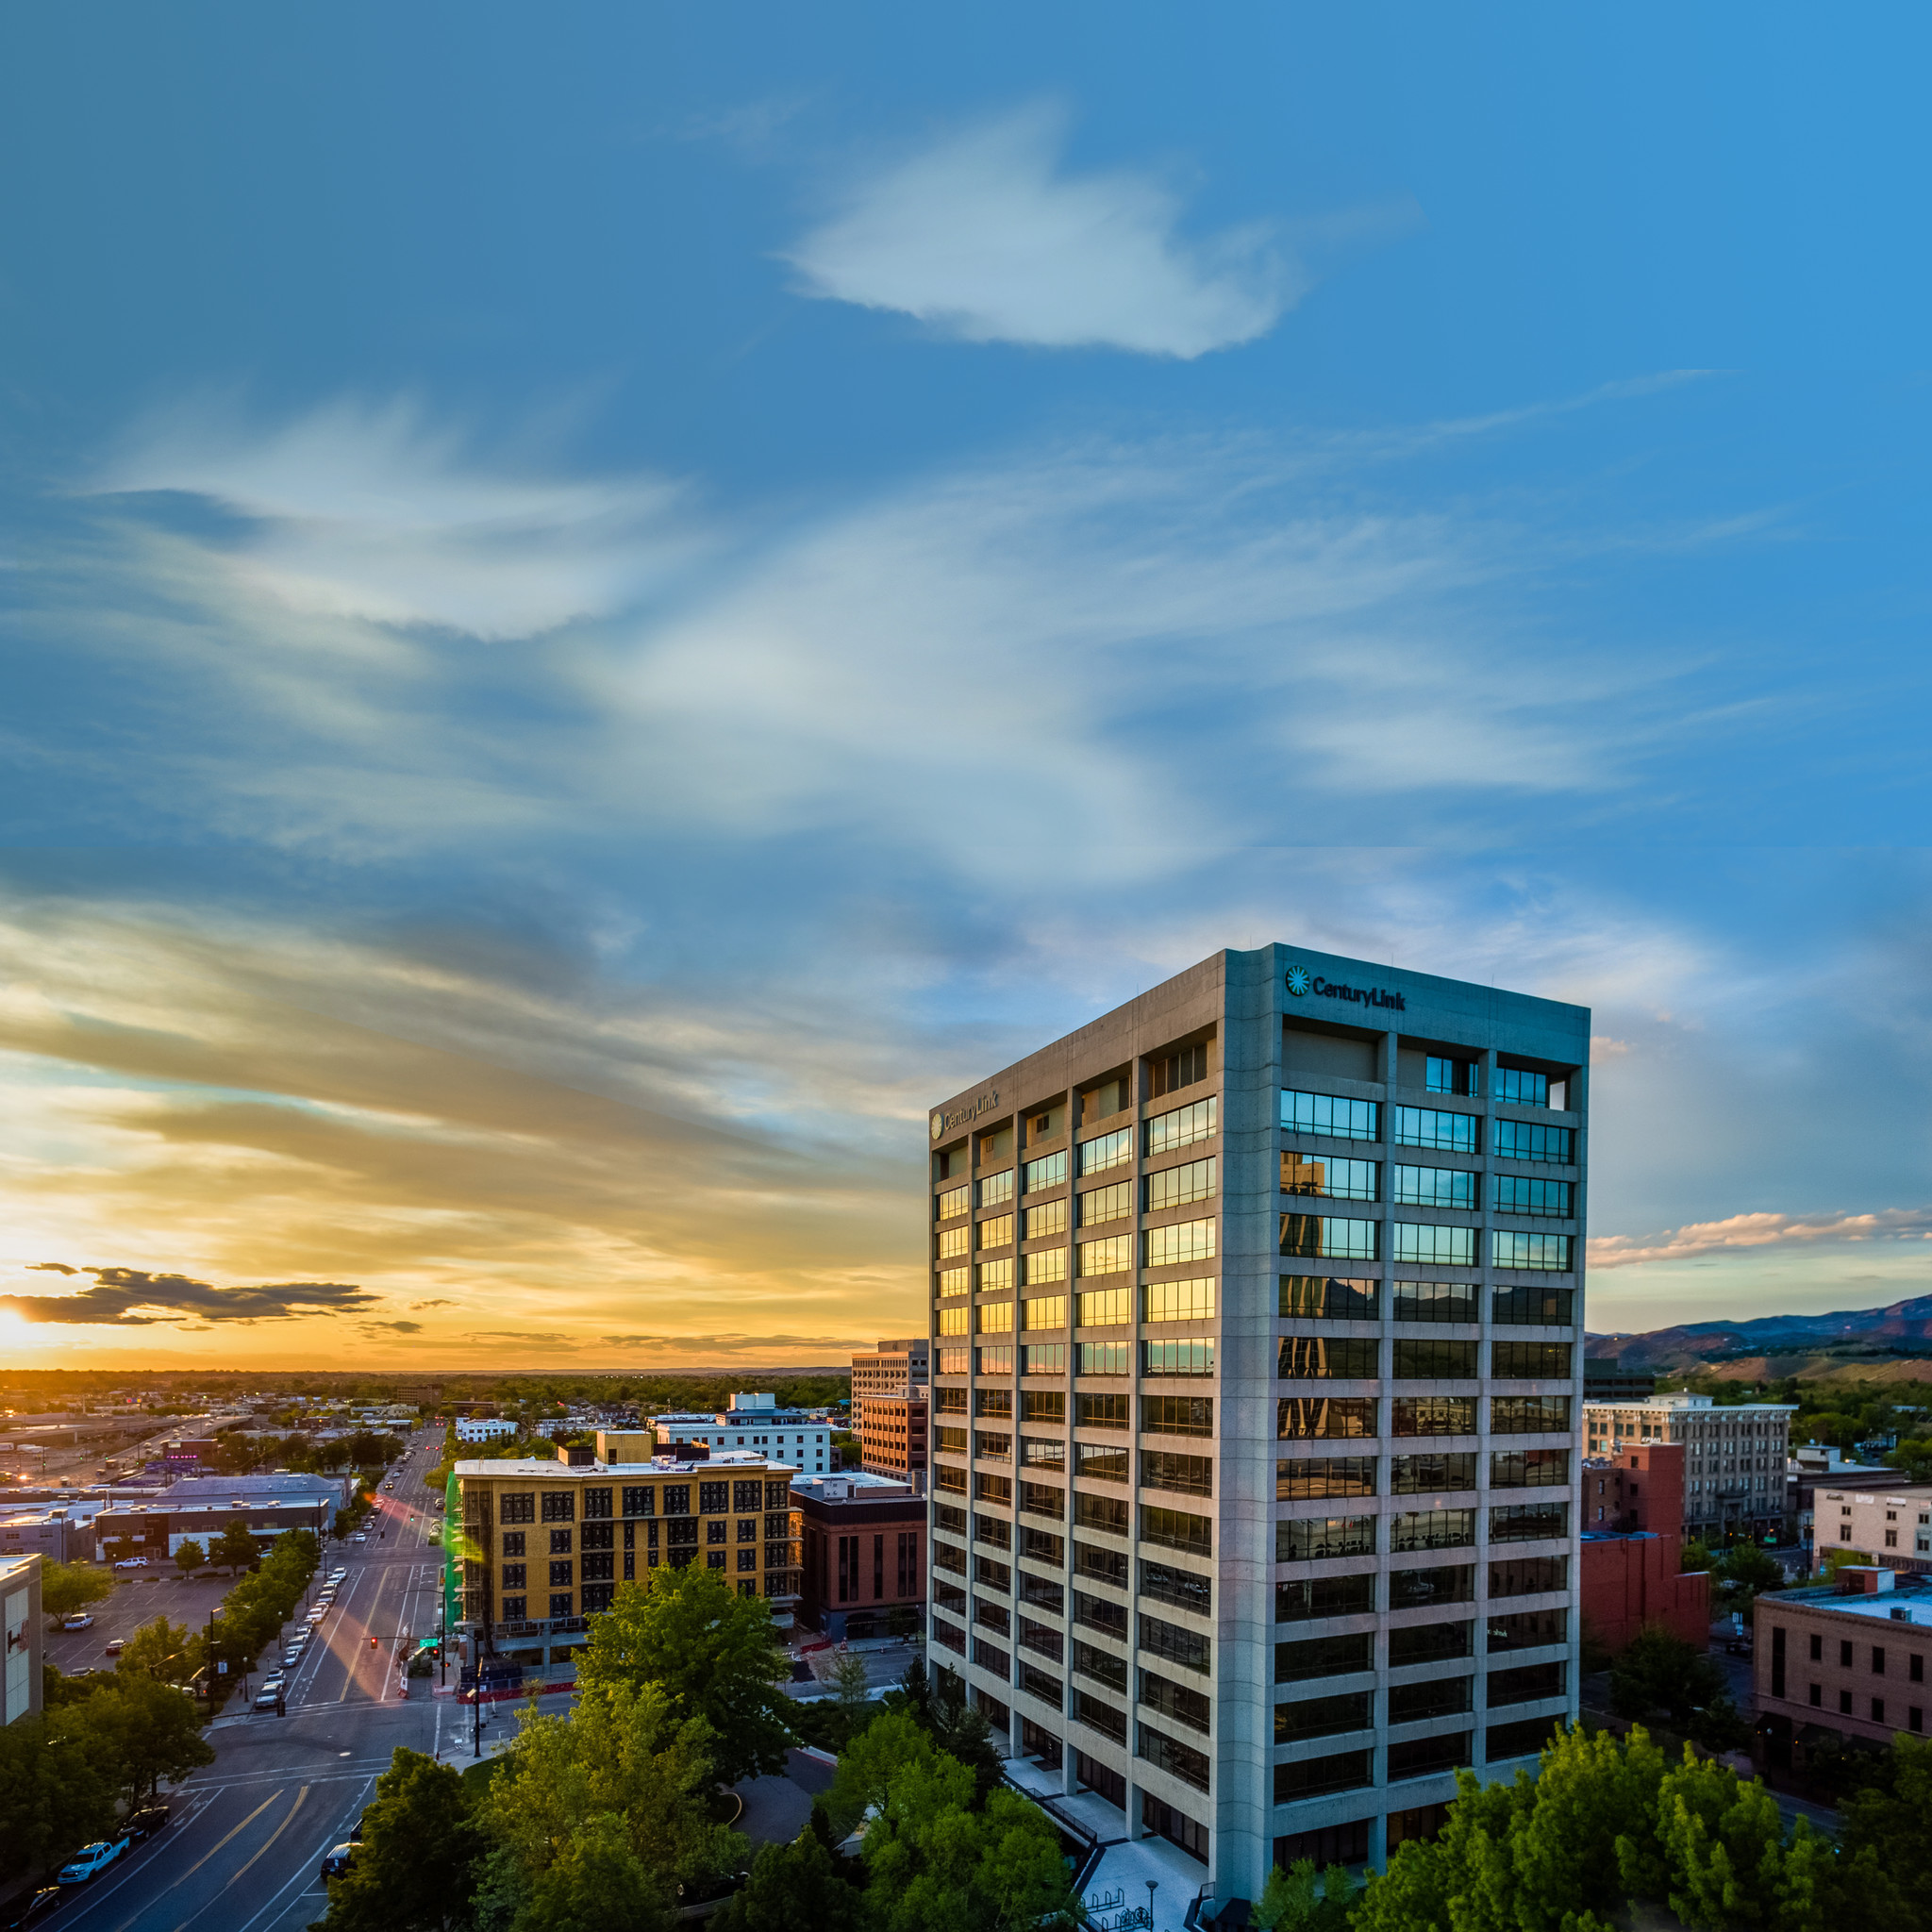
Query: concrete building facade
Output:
[[0, 1507, 97, 1566], [1581, 1394, 1793, 1544], [926, 944, 1589, 1897], [2, 1553, 42, 1725], [853, 1340, 931, 1401]]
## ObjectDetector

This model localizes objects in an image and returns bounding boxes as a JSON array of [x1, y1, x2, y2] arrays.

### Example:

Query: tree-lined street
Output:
[[37, 1427, 474, 1932]]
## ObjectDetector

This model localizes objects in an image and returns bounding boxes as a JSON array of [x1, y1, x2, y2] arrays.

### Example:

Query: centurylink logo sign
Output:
[[1287, 966, 1407, 1012], [932, 1090, 1001, 1140]]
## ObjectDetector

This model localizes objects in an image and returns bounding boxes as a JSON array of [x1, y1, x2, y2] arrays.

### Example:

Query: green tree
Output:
[[833, 1651, 872, 1717], [1714, 1541, 1787, 1618], [118, 1616, 197, 1684], [40, 1558, 111, 1626], [1609, 1625, 1748, 1751], [1254, 1859, 1357, 1931], [576, 1566, 791, 1785], [315, 1747, 484, 1932], [57, 1674, 214, 1803], [1353, 1724, 1857, 1932], [709, 1825, 862, 1932], [858, 1757, 1078, 1932], [212, 1520, 260, 1574], [1646, 1750, 1837, 1930], [0, 1710, 116, 1882], [824, 1709, 940, 1837], [474, 1680, 742, 1932], [174, 1538, 207, 1577], [1835, 1734, 1932, 1924]]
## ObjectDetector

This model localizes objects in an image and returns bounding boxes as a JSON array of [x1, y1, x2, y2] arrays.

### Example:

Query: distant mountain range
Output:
[[1589, 1294, 1932, 1377]]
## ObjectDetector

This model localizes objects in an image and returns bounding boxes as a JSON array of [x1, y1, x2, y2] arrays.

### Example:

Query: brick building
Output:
[[1577, 1443, 1709, 1652], [1755, 1567, 1932, 1769], [793, 1472, 925, 1641], [856, 1391, 928, 1489]]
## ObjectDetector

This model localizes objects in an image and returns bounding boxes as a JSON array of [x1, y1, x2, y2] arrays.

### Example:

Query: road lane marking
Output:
[[171, 1784, 309, 1931], [105, 1790, 284, 1932]]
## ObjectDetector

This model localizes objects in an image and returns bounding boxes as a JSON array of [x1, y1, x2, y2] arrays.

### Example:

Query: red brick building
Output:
[[792, 1472, 925, 1641], [1580, 1443, 1711, 1652]]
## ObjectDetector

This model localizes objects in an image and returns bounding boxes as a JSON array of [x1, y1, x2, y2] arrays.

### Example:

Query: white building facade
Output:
[[655, 1393, 832, 1474], [1582, 1393, 1793, 1543]]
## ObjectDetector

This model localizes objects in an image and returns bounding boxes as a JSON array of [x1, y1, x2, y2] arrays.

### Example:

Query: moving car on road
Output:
[[58, 1835, 130, 1885], [321, 1844, 357, 1879]]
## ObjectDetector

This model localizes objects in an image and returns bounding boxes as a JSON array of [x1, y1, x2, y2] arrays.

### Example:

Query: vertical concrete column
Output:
[[1475, 1044, 1498, 1762], [1124, 1050, 1146, 1840], [1565, 1057, 1589, 1727]]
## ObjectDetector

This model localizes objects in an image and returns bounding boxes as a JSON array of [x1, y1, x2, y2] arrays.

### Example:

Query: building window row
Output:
[[1275, 1554, 1566, 1623], [1277, 1339, 1572, 1380], [1280, 1091, 1575, 1164], [1275, 1395, 1570, 1441]]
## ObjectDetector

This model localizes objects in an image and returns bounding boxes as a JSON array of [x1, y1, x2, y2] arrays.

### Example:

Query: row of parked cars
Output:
[[0, 1806, 173, 1926], [249, 1564, 349, 1712]]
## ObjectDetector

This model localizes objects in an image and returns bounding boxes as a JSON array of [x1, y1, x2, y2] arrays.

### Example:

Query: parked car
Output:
[[252, 1688, 281, 1712], [111, 1557, 147, 1571], [350, 1532, 367, 1543], [103, 1638, 125, 1657], [60, 1614, 93, 1631], [0, 1886, 63, 1928], [320, 1844, 357, 1879], [58, 1835, 130, 1885], [125, 1805, 170, 1840]]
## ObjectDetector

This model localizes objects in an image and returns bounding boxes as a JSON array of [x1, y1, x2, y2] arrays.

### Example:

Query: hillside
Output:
[[1588, 1292, 1932, 1377]]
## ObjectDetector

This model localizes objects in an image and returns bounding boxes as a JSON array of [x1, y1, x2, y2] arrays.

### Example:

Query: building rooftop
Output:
[[791, 1472, 914, 1497], [456, 1453, 796, 1476], [1773, 1577, 1932, 1624]]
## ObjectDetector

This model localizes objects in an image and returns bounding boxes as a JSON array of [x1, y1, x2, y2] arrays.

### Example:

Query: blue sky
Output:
[[3, 4, 1930, 1366]]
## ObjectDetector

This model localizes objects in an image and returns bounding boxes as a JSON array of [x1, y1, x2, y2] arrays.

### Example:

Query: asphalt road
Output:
[[47, 1428, 469, 1932]]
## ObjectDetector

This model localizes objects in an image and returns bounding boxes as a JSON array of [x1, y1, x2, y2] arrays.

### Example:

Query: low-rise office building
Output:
[[0, 1508, 97, 1565], [456, 1418, 518, 1443], [853, 1340, 930, 1401], [652, 1394, 832, 1474], [794, 1472, 927, 1641], [454, 1442, 802, 1663], [2, 1553, 42, 1724], [1755, 1567, 1932, 1769], [857, 1392, 928, 1488], [94, 1494, 332, 1557], [1815, 1485, 1932, 1573], [159, 1471, 354, 1513], [1581, 1393, 1792, 1543]]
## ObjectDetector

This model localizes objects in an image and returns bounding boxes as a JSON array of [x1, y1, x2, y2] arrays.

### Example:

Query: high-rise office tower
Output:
[[924, 946, 1588, 1898]]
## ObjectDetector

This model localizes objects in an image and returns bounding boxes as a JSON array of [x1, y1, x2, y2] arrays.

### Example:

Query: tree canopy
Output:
[[575, 1565, 791, 1786], [316, 1748, 485, 1932], [1353, 1722, 1868, 1932], [40, 1558, 111, 1625]]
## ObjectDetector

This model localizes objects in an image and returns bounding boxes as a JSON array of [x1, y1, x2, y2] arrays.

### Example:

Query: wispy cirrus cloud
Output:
[[780, 102, 1300, 358]]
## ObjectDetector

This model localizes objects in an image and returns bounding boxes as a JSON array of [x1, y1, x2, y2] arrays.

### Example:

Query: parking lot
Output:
[[46, 1558, 331, 1684]]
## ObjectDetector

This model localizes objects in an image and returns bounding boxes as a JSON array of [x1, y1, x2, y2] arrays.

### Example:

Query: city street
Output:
[[46, 1428, 465, 1932]]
